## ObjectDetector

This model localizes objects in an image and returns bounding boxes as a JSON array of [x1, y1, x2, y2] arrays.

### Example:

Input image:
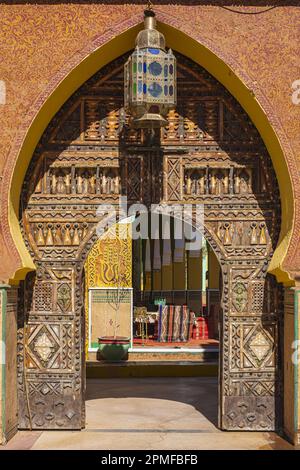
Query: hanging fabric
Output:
[[162, 238, 172, 266], [145, 238, 151, 272], [174, 237, 185, 263], [153, 238, 161, 271]]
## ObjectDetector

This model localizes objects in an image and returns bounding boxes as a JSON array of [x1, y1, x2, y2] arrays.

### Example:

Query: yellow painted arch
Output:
[[8, 21, 294, 285]]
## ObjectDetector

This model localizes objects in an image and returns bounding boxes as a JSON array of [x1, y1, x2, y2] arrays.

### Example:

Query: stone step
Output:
[[88, 348, 219, 363], [86, 360, 218, 379]]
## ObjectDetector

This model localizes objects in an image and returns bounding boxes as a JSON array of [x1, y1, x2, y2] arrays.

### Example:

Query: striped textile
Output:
[[167, 305, 175, 342], [180, 305, 189, 342], [158, 305, 193, 342], [173, 305, 182, 341]]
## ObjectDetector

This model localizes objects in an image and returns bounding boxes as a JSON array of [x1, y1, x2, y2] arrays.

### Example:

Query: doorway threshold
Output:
[[88, 346, 218, 363]]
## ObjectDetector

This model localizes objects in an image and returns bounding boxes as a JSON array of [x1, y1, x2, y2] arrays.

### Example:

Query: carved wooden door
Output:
[[18, 52, 283, 430]]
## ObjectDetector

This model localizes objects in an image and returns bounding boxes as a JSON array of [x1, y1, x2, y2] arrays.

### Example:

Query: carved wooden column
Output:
[[205, 197, 282, 431], [220, 261, 282, 430], [18, 262, 84, 430]]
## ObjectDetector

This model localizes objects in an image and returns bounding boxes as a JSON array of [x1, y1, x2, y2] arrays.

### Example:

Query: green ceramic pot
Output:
[[98, 336, 130, 361]]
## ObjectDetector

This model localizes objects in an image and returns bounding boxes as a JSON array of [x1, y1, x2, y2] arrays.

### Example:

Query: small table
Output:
[[134, 307, 159, 341]]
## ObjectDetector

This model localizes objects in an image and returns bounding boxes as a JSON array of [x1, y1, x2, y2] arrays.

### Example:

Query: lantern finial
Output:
[[135, 8, 165, 50], [146, 1, 153, 11]]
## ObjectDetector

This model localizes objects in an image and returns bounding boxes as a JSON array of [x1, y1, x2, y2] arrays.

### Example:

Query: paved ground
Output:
[[1, 377, 295, 450]]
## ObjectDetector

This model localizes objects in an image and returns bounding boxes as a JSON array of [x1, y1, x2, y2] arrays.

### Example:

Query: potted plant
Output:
[[98, 248, 131, 361]]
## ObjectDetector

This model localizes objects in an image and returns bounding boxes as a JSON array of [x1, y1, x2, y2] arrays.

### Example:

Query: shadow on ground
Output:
[[85, 376, 218, 428]]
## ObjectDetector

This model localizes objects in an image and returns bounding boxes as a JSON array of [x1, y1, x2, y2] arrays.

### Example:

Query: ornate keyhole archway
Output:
[[16, 43, 284, 432]]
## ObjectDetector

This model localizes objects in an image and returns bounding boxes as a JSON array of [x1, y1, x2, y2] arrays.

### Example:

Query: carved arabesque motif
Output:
[[18, 52, 282, 431]]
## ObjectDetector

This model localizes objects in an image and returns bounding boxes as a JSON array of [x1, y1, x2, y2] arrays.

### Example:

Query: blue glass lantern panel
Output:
[[169, 85, 174, 96], [169, 64, 174, 75], [164, 64, 168, 77], [138, 81, 143, 93], [143, 83, 147, 94], [148, 48, 160, 55], [149, 61, 162, 76], [164, 85, 168, 96], [148, 82, 162, 98], [138, 62, 143, 73], [143, 62, 147, 73]]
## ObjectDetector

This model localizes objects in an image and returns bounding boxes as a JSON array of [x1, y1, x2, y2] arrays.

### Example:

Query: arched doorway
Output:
[[84, 215, 222, 353], [17, 50, 283, 431]]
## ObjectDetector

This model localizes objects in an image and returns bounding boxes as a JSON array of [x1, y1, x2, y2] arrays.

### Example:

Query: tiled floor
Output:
[[1, 377, 295, 450]]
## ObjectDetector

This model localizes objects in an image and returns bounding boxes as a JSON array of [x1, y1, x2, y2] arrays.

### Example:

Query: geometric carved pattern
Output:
[[28, 325, 60, 369], [126, 158, 141, 201], [33, 282, 53, 311], [29, 381, 62, 397], [166, 158, 181, 201], [34, 332, 57, 362], [242, 381, 275, 397], [242, 324, 275, 370], [18, 51, 283, 432], [57, 283, 72, 312], [25, 322, 74, 374], [232, 283, 248, 313], [251, 282, 265, 313], [248, 330, 271, 362]]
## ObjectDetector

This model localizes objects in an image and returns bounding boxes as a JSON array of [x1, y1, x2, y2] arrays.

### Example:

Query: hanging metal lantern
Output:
[[124, 8, 177, 128]]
